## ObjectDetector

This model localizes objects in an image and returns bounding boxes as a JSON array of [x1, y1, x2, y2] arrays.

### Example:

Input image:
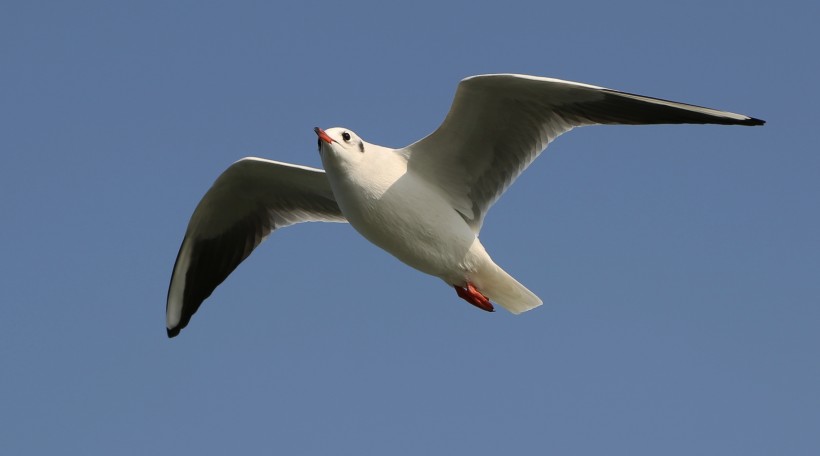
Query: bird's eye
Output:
[[342, 132, 351, 141]]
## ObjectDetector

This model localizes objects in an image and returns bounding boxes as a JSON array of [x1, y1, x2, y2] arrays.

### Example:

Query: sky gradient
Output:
[[1, 1, 818, 454]]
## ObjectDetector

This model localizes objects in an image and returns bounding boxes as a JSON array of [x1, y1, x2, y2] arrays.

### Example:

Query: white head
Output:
[[314, 127, 369, 166]]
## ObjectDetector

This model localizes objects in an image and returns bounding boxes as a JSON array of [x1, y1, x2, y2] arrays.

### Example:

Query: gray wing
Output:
[[166, 157, 346, 337], [404, 74, 765, 232]]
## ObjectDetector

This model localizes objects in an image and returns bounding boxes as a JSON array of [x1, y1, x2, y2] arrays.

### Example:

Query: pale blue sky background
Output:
[[1, 1, 818, 454]]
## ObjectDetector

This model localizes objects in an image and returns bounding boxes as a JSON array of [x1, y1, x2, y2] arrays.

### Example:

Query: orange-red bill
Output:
[[314, 127, 333, 144]]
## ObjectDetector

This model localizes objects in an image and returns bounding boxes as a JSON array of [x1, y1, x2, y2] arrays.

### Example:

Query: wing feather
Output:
[[166, 158, 346, 337], [405, 74, 764, 232]]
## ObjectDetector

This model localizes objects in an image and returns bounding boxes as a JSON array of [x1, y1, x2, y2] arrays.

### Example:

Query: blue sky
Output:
[[1, 1, 818, 454]]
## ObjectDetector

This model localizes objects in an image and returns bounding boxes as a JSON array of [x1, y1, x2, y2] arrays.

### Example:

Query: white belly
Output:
[[324, 154, 483, 281]]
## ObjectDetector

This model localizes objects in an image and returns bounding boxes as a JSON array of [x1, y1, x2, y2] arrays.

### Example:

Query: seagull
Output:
[[166, 74, 764, 337]]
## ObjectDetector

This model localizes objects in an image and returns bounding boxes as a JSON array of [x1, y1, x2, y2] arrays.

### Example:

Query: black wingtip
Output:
[[167, 327, 181, 338], [747, 117, 765, 126]]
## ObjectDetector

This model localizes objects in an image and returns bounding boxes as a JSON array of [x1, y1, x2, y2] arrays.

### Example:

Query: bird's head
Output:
[[314, 127, 368, 166]]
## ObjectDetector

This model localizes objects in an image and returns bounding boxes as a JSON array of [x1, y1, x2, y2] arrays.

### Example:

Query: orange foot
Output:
[[454, 282, 495, 312]]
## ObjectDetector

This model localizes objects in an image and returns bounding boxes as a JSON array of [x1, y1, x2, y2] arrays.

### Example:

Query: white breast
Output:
[[322, 148, 478, 278]]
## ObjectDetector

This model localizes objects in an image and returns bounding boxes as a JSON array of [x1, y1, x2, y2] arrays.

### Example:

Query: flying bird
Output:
[[166, 74, 764, 337]]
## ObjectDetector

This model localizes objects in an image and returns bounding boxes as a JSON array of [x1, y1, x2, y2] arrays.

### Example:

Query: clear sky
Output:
[[1, 1, 817, 454]]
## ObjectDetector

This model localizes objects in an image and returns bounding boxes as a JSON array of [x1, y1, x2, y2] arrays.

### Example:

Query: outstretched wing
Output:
[[404, 74, 764, 232], [166, 158, 346, 337]]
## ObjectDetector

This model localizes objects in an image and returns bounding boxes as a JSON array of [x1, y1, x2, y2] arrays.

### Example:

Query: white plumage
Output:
[[166, 74, 764, 337]]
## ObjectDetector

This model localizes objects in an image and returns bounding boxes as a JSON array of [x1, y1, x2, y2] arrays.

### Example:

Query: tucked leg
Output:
[[454, 282, 495, 312]]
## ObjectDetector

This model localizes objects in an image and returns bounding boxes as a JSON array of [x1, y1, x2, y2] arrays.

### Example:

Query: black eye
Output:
[[342, 132, 351, 141]]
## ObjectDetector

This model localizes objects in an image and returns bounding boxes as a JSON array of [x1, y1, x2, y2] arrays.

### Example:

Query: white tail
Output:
[[474, 263, 542, 314]]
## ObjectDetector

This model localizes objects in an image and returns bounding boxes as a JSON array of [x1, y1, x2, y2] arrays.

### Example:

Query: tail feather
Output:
[[474, 264, 542, 314]]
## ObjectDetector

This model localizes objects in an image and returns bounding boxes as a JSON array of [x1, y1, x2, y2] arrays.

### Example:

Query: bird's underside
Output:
[[165, 73, 764, 338]]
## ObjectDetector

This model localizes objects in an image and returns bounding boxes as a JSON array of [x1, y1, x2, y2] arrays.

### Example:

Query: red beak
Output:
[[314, 127, 333, 144]]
